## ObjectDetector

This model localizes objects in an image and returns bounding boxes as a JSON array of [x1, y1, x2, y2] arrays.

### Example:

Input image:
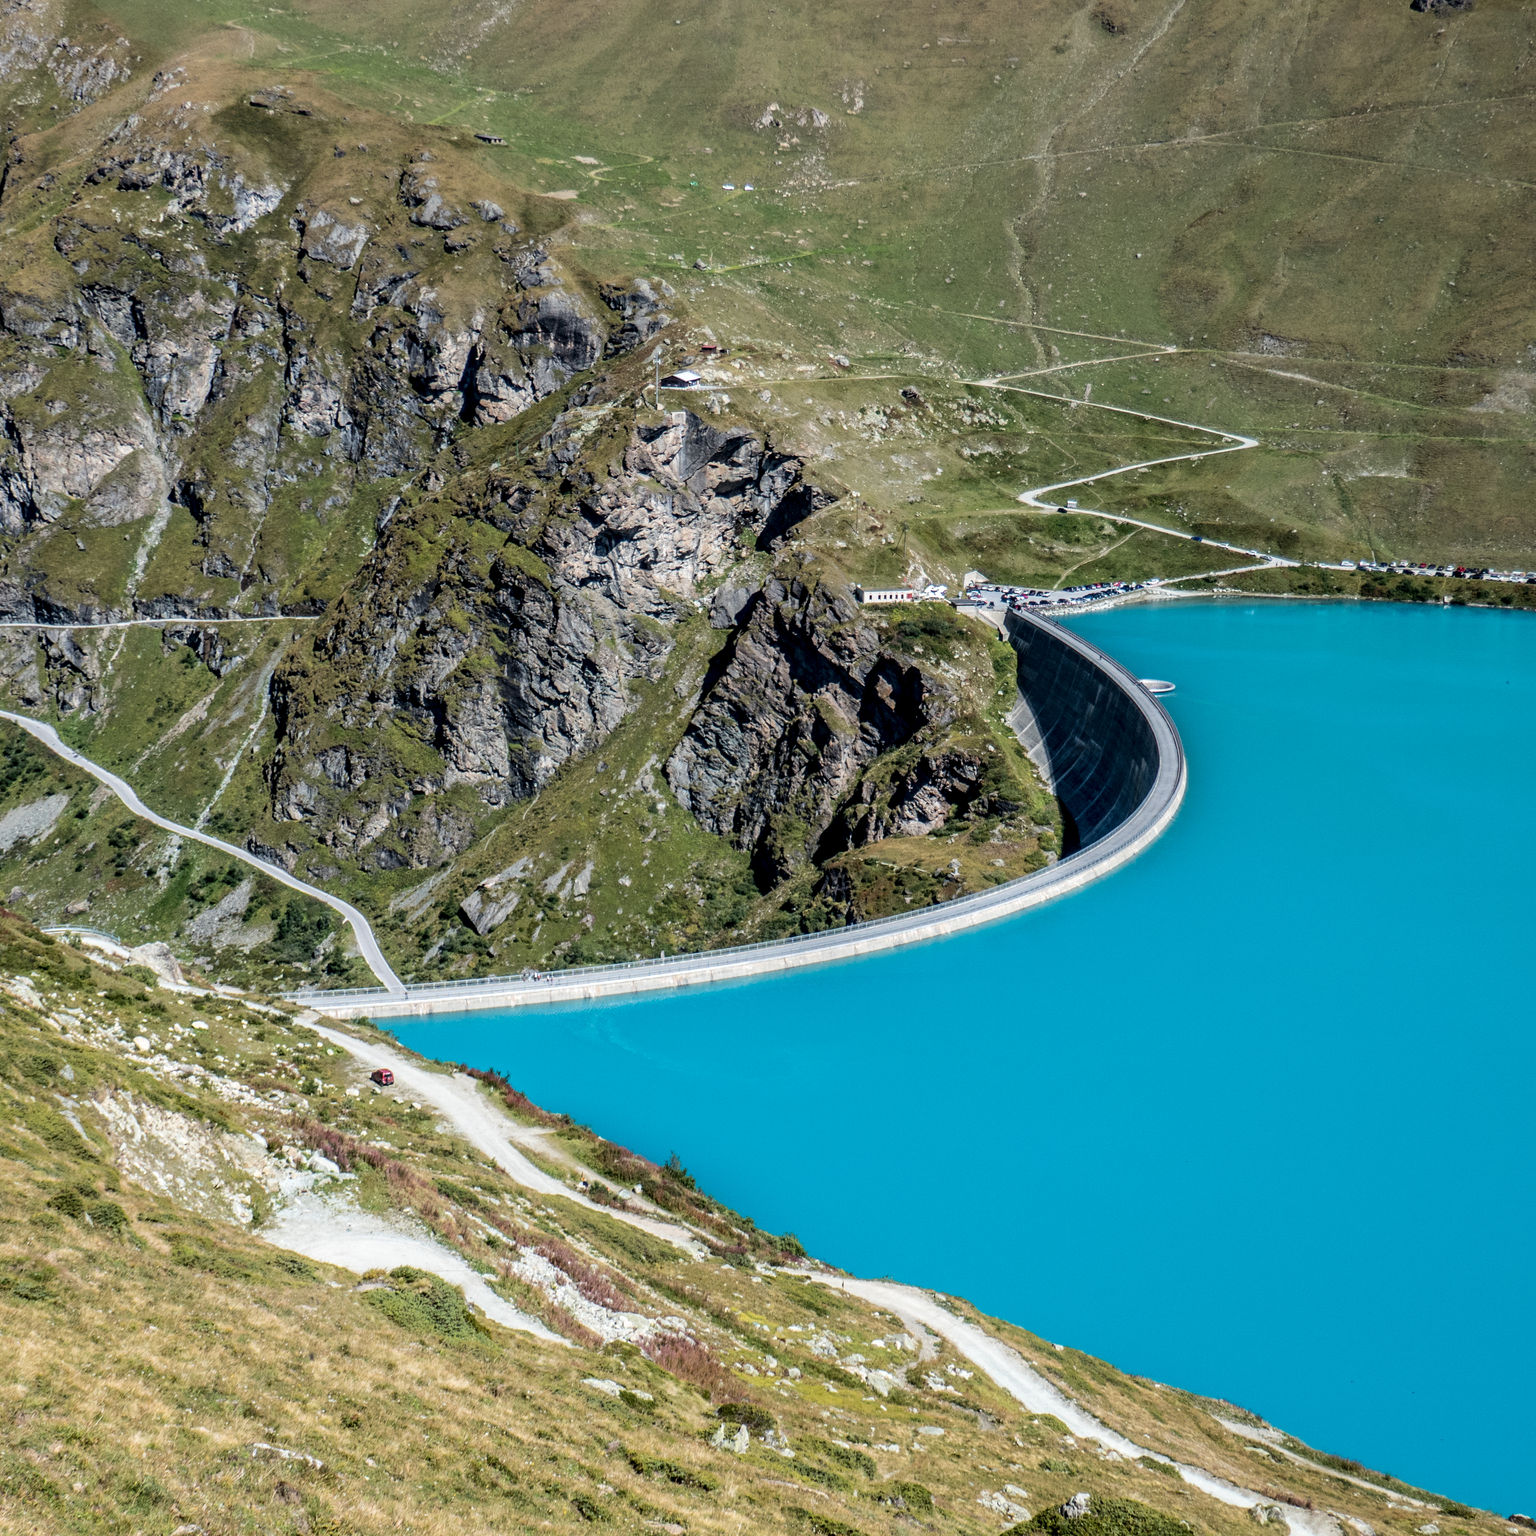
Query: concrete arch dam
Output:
[[1003, 607, 1168, 855], [296, 608, 1187, 1018]]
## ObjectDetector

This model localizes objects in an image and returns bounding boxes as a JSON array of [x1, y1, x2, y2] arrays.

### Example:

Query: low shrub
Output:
[[0, 1257, 57, 1301], [21, 1104, 96, 1158], [794, 1461, 852, 1493], [569, 1491, 607, 1522], [799, 1356, 865, 1391], [170, 1234, 258, 1279], [1019, 1493, 1197, 1536], [363, 1266, 489, 1344], [624, 1450, 718, 1491], [46, 1188, 85, 1219], [716, 1402, 776, 1433], [884, 1480, 934, 1513], [812, 1440, 876, 1478], [791, 1509, 863, 1536], [85, 1200, 129, 1237]]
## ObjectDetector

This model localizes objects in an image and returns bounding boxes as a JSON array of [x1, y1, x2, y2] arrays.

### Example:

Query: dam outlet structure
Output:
[[295, 609, 1187, 1017]]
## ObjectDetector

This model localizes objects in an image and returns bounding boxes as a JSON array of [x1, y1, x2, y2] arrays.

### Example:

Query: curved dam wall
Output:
[[1003, 608, 1164, 851], [300, 609, 1185, 1019]]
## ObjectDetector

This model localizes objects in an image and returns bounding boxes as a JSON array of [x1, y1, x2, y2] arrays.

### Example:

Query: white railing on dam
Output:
[[290, 609, 1186, 1019]]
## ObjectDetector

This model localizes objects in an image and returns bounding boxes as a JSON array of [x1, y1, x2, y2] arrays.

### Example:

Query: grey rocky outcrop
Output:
[[665, 576, 956, 883], [601, 278, 671, 355], [262, 411, 819, 870], [825, 746, 1025, 849], [0, 101, 642, 619]]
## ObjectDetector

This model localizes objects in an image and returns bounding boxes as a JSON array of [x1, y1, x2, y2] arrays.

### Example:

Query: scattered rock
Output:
[[459, 887, 520, 936], [126, 941, 184, 986], [708, 586, 754, 629], [0, 793, 70, 852], [979, 1489, 1031, 1520], [1062, 1492, 1092, 1519], [709, 1422, 750, 1453], [249, 1442, 324, 1470]]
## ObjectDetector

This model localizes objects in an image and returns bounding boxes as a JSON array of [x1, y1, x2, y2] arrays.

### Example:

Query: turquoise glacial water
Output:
[[394, 600, 1535, 1513]]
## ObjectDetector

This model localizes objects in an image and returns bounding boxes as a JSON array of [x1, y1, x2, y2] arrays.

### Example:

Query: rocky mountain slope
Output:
[[0, 1, 1069, 978], [1, 915, 1519, 1535], [1, 0, 1533, 980]]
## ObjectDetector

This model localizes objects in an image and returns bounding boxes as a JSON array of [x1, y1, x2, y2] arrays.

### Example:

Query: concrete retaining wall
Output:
[[299, 610, 1185, 1019]]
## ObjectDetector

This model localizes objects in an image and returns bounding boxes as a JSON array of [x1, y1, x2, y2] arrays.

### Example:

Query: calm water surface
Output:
[[395, 601, 1535, 1513]]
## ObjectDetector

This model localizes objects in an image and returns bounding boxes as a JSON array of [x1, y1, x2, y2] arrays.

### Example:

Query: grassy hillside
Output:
[[177, 0, 1536, 564], [0, 913, 1517, 1534], [1, 0, 1533, 966], [6, 0, 1535, 584]]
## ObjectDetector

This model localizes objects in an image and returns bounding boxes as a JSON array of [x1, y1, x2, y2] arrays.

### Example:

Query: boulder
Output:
[[709, 585, 754, 629], [709, 1422, 750, 1454], [127, 941, 185, 986]]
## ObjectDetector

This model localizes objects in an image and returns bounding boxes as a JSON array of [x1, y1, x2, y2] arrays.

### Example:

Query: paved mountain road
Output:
[[0, 709, 404, 994]]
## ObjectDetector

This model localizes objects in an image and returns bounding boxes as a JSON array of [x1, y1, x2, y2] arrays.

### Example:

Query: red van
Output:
[[370, 1068, 394, 1087]]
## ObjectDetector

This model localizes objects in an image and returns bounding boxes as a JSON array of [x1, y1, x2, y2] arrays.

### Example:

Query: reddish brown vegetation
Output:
[[642, 1333, 745, 1403], [535, 1236, 632, 1311], [1264, 1490, 1316, 1510], [460, 1066, 565, 1128]]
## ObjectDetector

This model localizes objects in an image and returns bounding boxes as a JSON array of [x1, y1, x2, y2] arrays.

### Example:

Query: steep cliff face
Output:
[[260, 409, 817, 871], [0, 62, 647, 619], [0, 10, 1062, 971], [665, 585, 1063, 915], [665, 577, 958, 884]]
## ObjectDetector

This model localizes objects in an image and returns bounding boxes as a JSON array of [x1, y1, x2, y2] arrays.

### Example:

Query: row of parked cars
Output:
[[1343, 560, 1536, 584], [964, 580, 1143, 611]]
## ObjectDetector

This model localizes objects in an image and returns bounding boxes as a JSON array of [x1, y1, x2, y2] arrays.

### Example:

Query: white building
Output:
[[853, 586, 918, 606]]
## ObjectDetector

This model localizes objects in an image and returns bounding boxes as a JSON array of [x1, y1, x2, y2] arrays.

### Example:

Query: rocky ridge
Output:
[[0, 58, 659, 620], [260, 408, 819, 873]]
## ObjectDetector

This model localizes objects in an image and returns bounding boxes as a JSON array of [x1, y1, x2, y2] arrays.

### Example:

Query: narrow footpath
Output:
[[297, 1015, 705, 1257], [303, 1016, 1351, 1536]]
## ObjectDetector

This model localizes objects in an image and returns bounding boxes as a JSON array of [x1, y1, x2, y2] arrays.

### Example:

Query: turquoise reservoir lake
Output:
[[395, 601, 1535, 1513]]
